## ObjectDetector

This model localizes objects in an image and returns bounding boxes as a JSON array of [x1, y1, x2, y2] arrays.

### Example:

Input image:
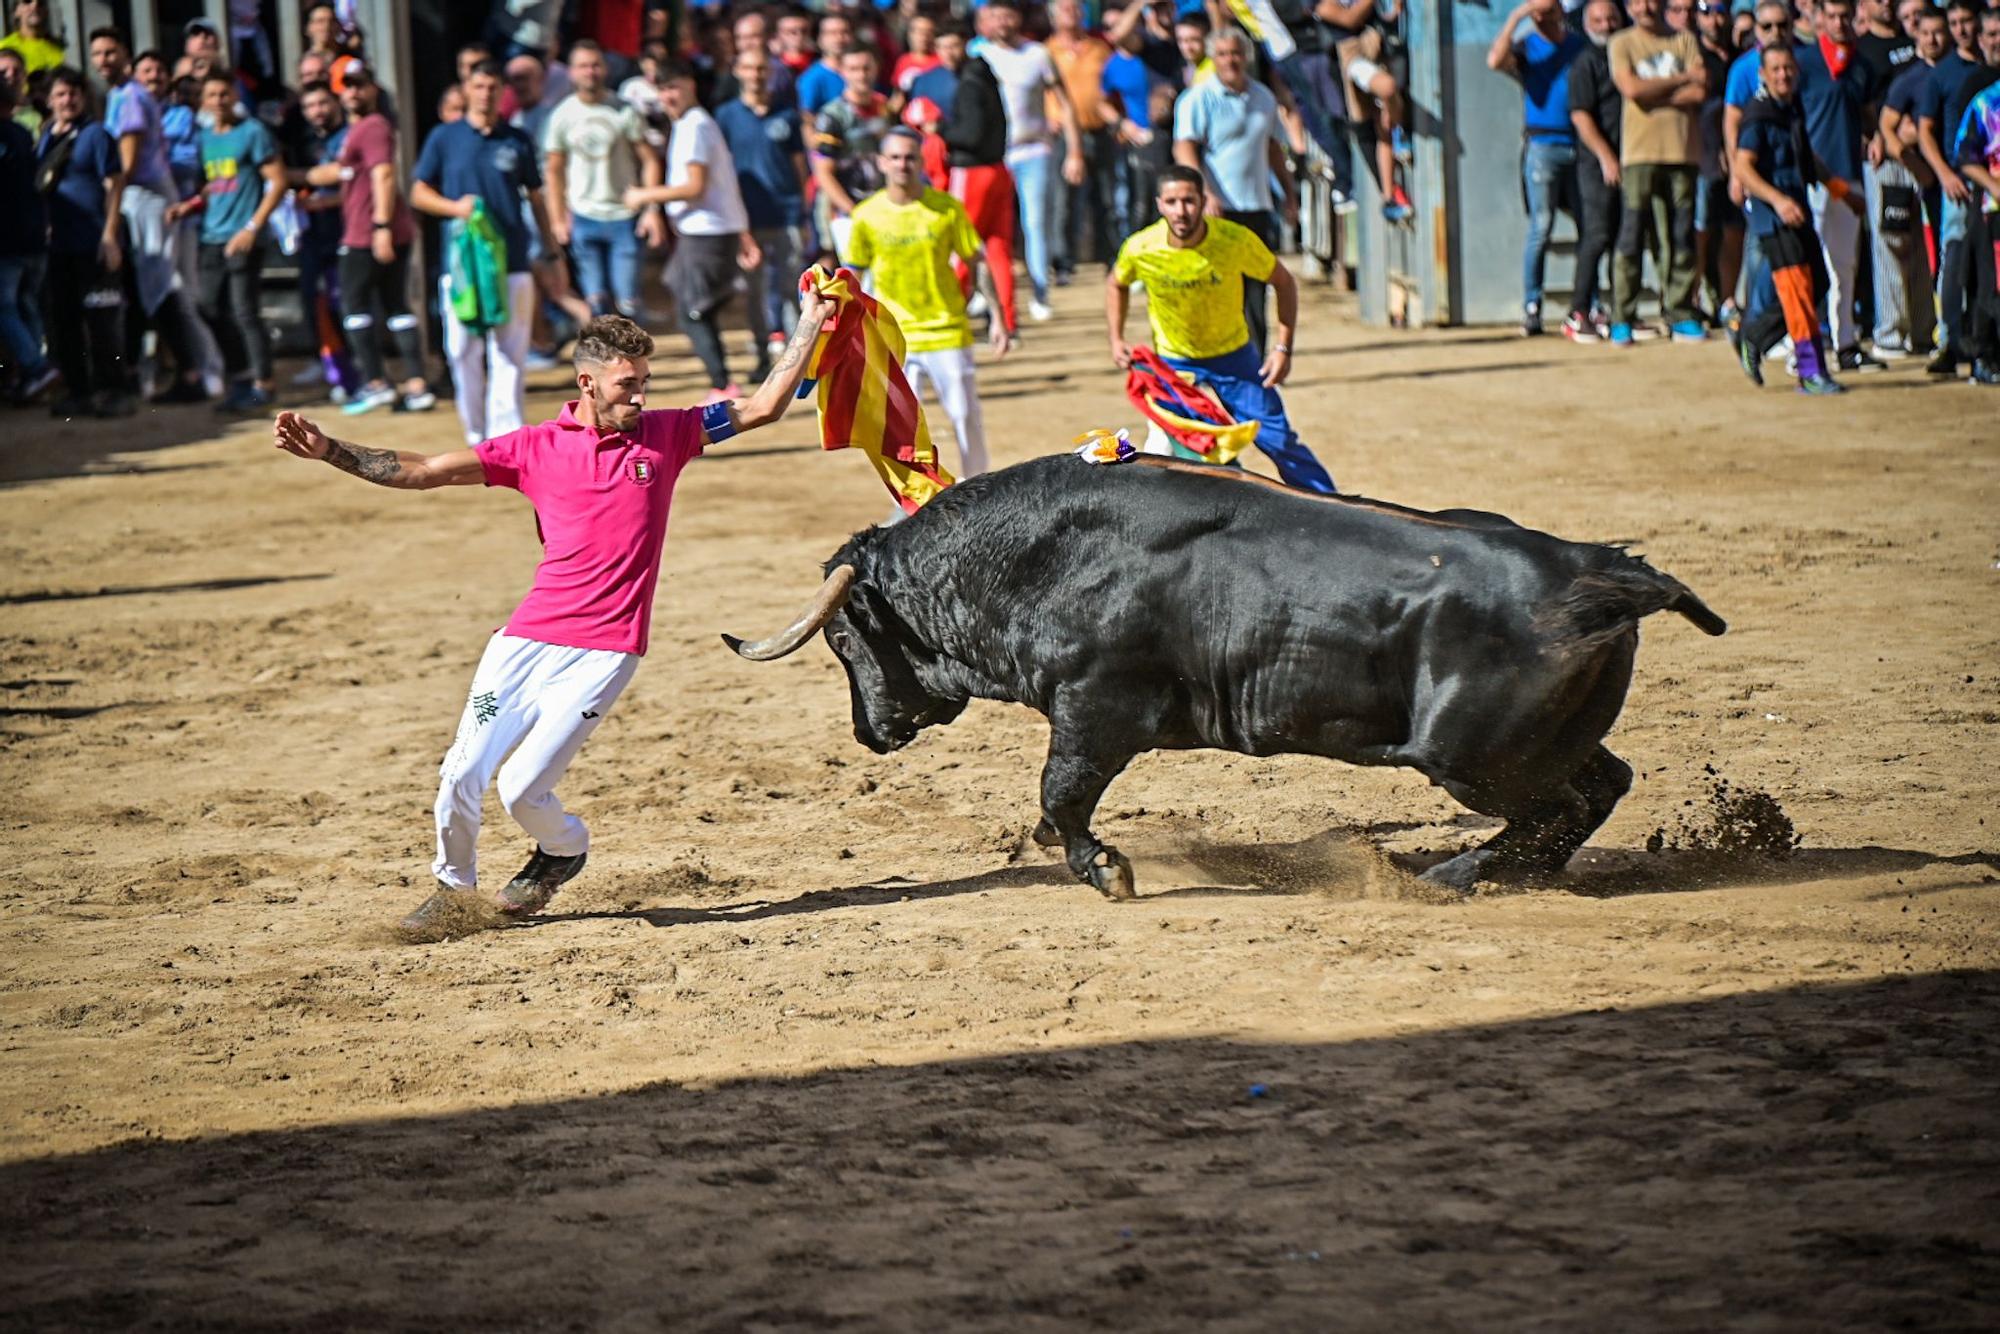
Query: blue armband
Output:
[[700, 399, 738, 442]]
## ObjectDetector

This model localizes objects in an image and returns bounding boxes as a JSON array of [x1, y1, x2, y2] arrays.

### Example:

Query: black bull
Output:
[[725, 455, 1726, 896]]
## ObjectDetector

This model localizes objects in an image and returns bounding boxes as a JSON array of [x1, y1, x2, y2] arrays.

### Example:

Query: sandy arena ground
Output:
[[2, 282, 1997, 1330]]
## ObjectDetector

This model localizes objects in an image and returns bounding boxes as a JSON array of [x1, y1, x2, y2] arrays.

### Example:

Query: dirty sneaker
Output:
[[495, 848, 587, 917]]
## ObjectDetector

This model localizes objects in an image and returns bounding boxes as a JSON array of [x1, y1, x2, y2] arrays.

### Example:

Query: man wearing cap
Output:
[[303, 56, 436, 415]]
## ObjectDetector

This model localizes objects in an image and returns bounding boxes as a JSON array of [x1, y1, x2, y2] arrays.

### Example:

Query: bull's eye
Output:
[[828, 629, 848, 649]]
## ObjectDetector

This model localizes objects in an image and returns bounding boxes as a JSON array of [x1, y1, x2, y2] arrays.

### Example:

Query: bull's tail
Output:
[[1536, 556, 1728, 653]]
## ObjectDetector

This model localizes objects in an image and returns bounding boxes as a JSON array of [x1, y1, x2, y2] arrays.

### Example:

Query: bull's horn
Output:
[[721, 565, 857, 661]]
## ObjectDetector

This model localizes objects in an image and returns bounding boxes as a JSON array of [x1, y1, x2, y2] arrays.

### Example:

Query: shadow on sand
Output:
[[2, 972, 1995, 1329]]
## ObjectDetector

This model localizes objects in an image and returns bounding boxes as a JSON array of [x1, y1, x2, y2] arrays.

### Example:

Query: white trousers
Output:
[[1808, 183, 1861, 355], [432, 633, 639, 890], [440, 271, 536, 445], [904, 346, 988, 478]]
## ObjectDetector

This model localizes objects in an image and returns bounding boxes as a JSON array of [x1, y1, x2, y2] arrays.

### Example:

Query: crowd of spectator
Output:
[[1491, 0, 2000, 389]]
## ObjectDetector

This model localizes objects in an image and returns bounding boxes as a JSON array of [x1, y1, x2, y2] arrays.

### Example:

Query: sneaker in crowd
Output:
[[1737, 334, 1764, 386], [1392, 125, 1412, 163], [494, 847, 588, 917], [766, 330, 789, 358], [11, 363, 60, 404], [1609, 322, 1635, 347], [1560, 311, 1598, 344], [93, 389, 137, 418], [1330, 188, 1359, 216], [341, 383, 399, 416], [1383, 184, 1414, 224], [1870, 339, 1909, 360], [290, 362, 326, 387], [1718, 300, 1740, 334], [150, 377, 209, 406], [1837, 346, 1886, 373], [1028, 298, 1054, 322], [396, 389, 438, 413], [524, 345, 561, 372], [966, 291, 989, 319], [1629, 323, 1662, 342], [1924, 348, 1961, 378], [1798, 373, 1846, 395], [1971, 360, 2000, 386], [1520, 301, 1544, 337], [1670, 320, 1707, 344]]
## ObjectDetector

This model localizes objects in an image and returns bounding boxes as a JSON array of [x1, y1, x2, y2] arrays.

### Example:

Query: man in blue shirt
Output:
[[185, 70, 285, 412], [796, 10, 852, 114], [36, 67, 132, 418], [411, 59, 553, 445], [1793, 0, 1884, 371], [1916, 0, 1981, 373], [1489, 0, 1586, 335], [716, 43, 808, 361], [1723, 0, 1802, 324]]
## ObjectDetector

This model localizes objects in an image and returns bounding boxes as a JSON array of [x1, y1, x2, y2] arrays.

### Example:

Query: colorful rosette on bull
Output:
[[1072, 428, 1139, 465]]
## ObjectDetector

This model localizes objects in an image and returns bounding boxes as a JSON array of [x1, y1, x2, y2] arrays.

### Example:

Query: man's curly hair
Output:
[[574, 315, 655, 369]]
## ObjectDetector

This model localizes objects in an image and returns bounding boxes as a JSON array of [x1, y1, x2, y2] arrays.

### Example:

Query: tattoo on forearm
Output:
[[324, 438, 405, 485], [771, 321, 815, 376]]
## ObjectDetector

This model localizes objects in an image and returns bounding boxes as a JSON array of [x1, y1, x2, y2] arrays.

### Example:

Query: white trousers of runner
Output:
[[440, 271, 535, 445], [433, 633, 639, 890], [1808, 183, 1861, 355], [903, 346, 988, 477]]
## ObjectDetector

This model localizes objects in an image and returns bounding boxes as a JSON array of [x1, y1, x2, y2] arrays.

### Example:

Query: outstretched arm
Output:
[[722, 283, 838, 433], [273, 411, 486, 489]]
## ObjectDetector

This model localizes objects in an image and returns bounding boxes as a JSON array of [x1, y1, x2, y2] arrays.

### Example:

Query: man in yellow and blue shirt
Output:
[[1104, 163, 1335, 493], [847, 125, 1012, 477]]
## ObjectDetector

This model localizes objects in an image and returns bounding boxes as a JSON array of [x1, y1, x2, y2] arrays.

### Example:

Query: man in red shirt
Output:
[[301, 58, 434, 415], [271, 297, 833, 936]]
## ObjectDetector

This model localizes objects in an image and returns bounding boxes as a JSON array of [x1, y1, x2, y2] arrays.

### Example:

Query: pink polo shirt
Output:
[[475, 402, 705, 656]]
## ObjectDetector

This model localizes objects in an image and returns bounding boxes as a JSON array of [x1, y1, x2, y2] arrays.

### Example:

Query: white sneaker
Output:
[[1028, 299, 1054, 323], [1871, 341, 1910, 360], [966, 291, 989, 319]]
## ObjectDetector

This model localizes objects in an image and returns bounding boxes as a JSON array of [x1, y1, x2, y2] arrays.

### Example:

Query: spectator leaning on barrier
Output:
[[1566, 0, 1626, 342], [36, 65, 132, 418], [716, 41, 809, 362], [1608, 0, 1708, 345], [1318, 0, 1413, 222], [411, 59, 550, 445], [1871, 3, 1943, 358], [544, 39, 665, 323], [1489, 0, 1587, 338], [1172, 24, 1297, 360]]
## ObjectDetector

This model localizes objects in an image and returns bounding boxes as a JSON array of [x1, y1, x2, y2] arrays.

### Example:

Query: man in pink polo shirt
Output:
[[272, 296, 833, 935]]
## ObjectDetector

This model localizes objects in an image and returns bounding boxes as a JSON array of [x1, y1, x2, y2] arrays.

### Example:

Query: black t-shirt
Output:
[[0, 118, 47, 256], [1853, 30, 1917, 94], [1568, 41, 1620, 148]]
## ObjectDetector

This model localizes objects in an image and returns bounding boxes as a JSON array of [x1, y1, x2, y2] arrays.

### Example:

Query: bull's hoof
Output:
[[1087, 848, 1136, 901], [1032, 818, 1063, 849], [1419, 849, 1491, 895]]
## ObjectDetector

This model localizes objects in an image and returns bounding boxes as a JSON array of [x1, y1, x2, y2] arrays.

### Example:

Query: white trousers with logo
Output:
[[904, 346, 988, 478], [432, 633, 639, 890], [1808, 183, 1861, 355], [440, 271, 536, 445]]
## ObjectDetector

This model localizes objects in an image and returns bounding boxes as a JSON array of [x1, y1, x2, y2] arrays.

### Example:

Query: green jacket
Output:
[[448, 201, 510, 334]]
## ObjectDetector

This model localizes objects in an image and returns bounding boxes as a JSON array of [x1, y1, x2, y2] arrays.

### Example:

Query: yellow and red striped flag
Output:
[[796, 266, 954, 514]]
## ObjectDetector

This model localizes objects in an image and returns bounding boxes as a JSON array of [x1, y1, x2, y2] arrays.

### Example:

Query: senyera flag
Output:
[[1124, 345, 1260, 465], [795, 265, 954, 514]]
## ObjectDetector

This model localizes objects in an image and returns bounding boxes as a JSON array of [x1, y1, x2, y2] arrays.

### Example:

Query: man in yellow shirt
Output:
[[0, 0, 64, 75], [1104, 164, 1336, 493], [847, 126, 1011, 477]]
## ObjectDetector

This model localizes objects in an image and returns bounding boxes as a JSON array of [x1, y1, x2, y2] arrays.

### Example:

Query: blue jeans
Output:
[[748, 224, 801, 342], [1164, 343, 1336, 495], [1521, 138, 1577, 310], [1273, 50, 1353, 198], [569, 214, 642, 318], [1010, 149, 1054, 303], [0, 252, 49, 373]]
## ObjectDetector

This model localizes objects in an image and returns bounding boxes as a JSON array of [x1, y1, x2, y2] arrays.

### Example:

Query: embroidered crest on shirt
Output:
[[629, 458, 655, 486]]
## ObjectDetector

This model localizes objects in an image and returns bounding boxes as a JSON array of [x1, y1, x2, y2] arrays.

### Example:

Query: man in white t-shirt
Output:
[[625, 61, 762, 402], [543, 40, 665, 321], [972, 0, 1086, 322]]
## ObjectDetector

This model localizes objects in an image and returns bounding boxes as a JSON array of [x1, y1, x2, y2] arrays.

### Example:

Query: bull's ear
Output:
[[722, 565, 858, 661]]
